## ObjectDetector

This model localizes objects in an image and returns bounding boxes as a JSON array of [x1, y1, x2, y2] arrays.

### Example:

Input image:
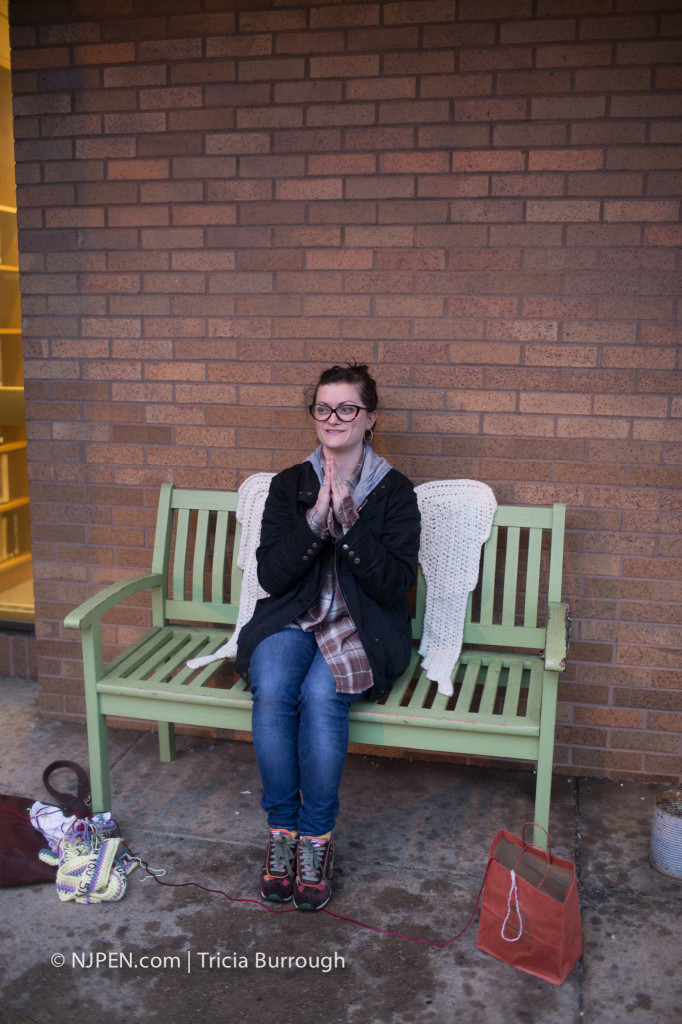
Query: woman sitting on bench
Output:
[[235, 362, 421, 910]]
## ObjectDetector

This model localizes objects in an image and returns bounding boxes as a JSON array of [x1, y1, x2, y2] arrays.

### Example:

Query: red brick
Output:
[[567, 173, 643, 197], [345, 226, 414, 247], [527, 200, 601, 222], [108, 159, 169, 180], [418, 175, 489, 198], [11, 47, 70, 71], [535, 43, 612, 68], [455, 98, 527, 123], [379, 100, 449, 124], [137, 39, 202, 63], [498, 68, 573, 94], [310, 55, 379, 78], [307, 104, 376, 128], [609, 148, 682, 172], [101, 113, 165, 136], [238, 57, 305, 82], [238, 107, 304, 130], [420, 74, 493, 99], [384, 0, 455, 22], [171, 61, 237, 87], [272, 130, 341, 154], [275, 81, 342, 105], [276, 30, 344, 55], [310, 4, 380, 29], [277, 179, 342, 201], [205, 34, 270, 59], [459, 47, 533, 72], [346, 78, 415, 102]]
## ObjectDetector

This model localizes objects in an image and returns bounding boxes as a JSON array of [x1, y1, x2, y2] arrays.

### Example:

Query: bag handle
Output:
[[42, 761, 92, 819], [521, 821, 551, 856], [512, 821, 552, 890]]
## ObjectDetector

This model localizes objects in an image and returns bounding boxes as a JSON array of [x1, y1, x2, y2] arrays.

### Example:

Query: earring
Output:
[[365, 427, 374, 445]]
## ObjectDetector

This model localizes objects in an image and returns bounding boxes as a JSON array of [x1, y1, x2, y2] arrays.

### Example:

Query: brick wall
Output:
[[8, 0, 681, 783]]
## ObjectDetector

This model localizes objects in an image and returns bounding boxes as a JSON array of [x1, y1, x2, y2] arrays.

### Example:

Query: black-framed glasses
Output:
[[308, 403, 368, 422]]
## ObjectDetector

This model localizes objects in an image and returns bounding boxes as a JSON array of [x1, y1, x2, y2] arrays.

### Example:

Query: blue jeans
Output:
[[249, 628, 365, 836]]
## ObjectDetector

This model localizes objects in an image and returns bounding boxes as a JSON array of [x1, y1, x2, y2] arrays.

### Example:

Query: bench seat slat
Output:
[[478, 658, 503, 716], [454, 657, 482, 714], [502, 659, 524, 718]]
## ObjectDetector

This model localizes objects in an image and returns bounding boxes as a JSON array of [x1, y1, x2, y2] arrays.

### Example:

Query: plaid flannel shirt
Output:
[[296, 455, 372, 695]]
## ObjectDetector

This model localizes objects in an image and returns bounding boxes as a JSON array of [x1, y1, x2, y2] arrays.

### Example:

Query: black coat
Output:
[[235, 460, 421, 702]]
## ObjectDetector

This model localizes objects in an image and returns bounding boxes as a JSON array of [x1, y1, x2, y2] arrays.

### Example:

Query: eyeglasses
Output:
[[308, 403, 368, 422]]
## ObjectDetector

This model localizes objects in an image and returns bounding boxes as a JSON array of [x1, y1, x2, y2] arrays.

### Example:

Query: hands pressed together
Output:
[[313, 455, 352, 521]]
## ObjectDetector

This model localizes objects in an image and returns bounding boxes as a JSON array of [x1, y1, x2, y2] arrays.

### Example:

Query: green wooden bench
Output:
[[64, 482, 569, 847]]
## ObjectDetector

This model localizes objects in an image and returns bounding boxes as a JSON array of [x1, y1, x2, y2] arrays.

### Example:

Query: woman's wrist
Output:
[[306, 505, 329, 538]]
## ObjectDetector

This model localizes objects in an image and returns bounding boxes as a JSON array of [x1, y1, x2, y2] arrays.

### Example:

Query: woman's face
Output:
[[313, 382, 377, 460]]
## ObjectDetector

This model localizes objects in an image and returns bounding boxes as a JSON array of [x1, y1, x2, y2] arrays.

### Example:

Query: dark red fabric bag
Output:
[[0, 794, 56, 886], [477, 824, 583, 986], [1, 761, 91, 887]]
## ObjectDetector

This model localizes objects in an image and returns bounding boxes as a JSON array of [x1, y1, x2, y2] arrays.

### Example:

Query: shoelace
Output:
[[268, 833, 296, 876], [296, 837, 327, 885]]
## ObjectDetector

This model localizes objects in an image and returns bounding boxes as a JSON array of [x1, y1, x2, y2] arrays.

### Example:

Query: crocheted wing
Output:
[[186, 472, 274, 670], [415, 480, 497, 696]]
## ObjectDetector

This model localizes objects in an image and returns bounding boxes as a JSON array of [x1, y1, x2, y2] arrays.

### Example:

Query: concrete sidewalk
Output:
[[1, 676, 680, 1024]]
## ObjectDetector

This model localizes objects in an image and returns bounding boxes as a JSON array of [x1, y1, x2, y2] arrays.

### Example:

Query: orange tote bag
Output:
[[477, 824, 583, 986]]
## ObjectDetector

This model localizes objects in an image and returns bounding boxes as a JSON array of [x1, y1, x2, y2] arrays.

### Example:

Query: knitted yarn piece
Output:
[[186, 472, 275, 670], [30, 803, 135, 904], [415, 480, 497, 697], [55, 835, 128, 904]]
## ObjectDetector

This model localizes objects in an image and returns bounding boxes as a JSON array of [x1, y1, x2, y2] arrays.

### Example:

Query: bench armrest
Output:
[[544, 601, 570, 673], [64, 573, 165, 631]]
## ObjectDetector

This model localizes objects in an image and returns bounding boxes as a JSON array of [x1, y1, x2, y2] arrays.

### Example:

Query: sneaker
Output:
[[292, 834, 334, 911], [260, 828, 298, 903]]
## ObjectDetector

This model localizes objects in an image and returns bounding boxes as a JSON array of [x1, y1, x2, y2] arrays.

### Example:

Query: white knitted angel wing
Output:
[[186, 472, 274, 669], [415, 480, 497, 697]]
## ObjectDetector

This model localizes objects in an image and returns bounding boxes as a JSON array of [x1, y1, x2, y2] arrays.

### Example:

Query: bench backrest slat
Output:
[[212, 510, 230, 604], [501, 526, 521, 626], [524, 527, 543, 626]]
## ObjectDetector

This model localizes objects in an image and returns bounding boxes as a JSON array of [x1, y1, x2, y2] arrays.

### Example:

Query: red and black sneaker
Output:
[[260, 828, 298, 903], [292, 833, 334, 911]]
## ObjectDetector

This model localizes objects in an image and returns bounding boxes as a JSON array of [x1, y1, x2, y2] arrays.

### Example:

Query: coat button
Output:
[[354, 557, 360, 564], [312, 542, 318, 548], [342, 543, 349, 550], [348, 550, 354, 557], [302, 555, 309, 561], [307, 548, 314, 555]]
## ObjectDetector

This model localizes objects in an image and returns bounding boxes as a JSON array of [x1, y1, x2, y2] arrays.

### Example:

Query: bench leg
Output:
[[533, 671, 559, 849], [82, 628, 112, 813], [532, 760, 551, 850], [158, 721, 176, 762], [84, 692, 112, 813]]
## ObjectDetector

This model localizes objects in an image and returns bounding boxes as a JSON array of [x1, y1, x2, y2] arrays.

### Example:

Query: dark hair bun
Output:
[[313, 362, 378, 412]]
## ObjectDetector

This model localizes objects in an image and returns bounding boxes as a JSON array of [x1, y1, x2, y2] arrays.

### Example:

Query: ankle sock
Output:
[[271, 827, 298, 840], [300, 830, 331, 848]]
